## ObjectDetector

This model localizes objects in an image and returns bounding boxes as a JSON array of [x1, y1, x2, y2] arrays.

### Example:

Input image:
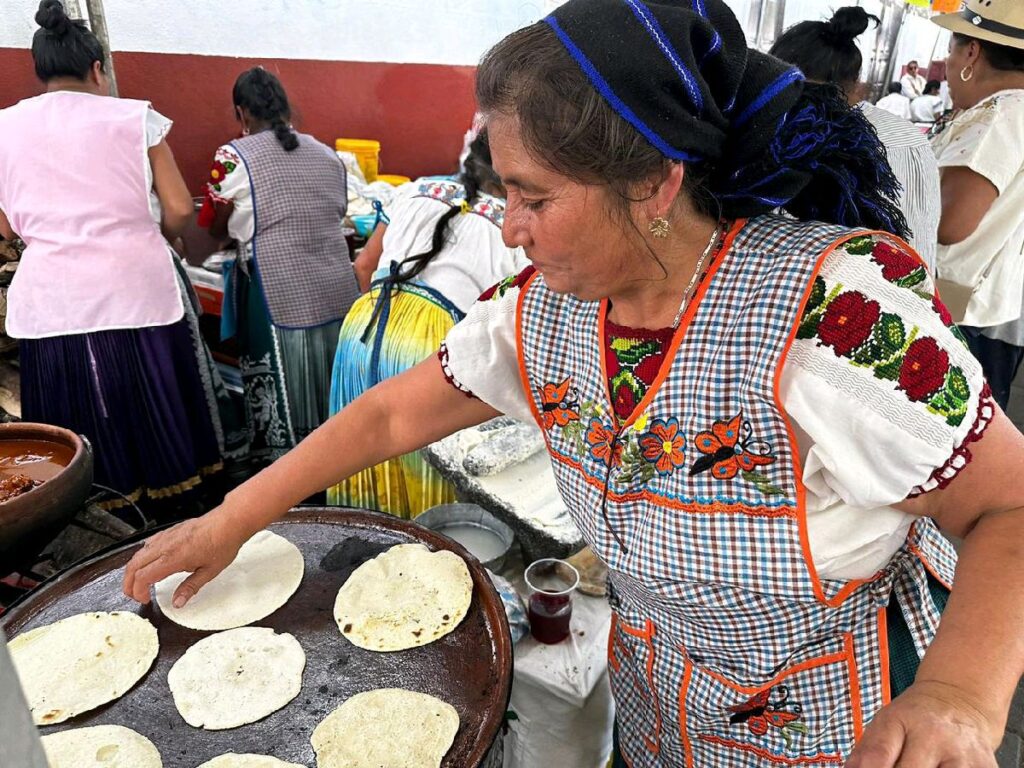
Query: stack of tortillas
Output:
[[311, 689, 459, 768], [168, 627, 305, 729], [155, 530, 304, 630], [333, 543, 472, 651], [41, 724, 162, 767], [8, 611, 158, 725], [198, 755, 305, 768]]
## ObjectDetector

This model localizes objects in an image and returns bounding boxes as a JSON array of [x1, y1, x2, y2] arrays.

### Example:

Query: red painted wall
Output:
[[0, 48, 477, 192]]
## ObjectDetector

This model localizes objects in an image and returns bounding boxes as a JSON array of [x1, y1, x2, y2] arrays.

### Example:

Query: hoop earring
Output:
[[649, 216, 671, 239], [960, 64, 974, 82]]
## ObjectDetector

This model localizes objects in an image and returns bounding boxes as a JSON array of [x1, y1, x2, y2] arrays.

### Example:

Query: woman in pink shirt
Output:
[[0, 1, 229, 511]]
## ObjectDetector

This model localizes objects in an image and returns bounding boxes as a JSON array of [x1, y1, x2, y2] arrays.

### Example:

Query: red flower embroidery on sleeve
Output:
[[817, 291, 881, 357], [871, 241, 921, 281], [899, 337, 950, 402]]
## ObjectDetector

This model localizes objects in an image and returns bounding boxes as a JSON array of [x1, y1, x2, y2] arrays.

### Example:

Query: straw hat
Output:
[[933, 0, 1024, 51]]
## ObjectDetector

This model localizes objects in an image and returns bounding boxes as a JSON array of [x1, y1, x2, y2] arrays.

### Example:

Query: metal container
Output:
[[0, 423, 93, 568], [416, 503, 516, 572]]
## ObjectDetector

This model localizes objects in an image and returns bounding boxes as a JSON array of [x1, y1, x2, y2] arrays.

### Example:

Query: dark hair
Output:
[[953, 33, 1024, 72], [769, 7, 879, 88], [477, 22, 908, 238], [31, 0, 104, 82], [887, 82, 903, 94], [233, 68, 299, 151], [392, 131, 501, 285], [924, 79, 941, 95]]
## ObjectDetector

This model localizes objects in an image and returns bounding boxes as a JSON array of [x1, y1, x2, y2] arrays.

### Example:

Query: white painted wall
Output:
[[0, 0, 549, 65], [1, 0, 951, 71]]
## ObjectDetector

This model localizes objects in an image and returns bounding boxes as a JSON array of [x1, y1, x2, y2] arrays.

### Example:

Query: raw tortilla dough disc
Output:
[[155, 529, 304, 630], [197, 755, 305, 768], [41, 724, 162, 767], [333, 543, 472, 651], [168, 626, 305, 730], [311, 688, 460, 768], [9, 611, 158, 725]]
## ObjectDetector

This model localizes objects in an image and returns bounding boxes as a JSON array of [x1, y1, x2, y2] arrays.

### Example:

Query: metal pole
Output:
[[83, 0, 118, 96], [746, 0, 765, 49]]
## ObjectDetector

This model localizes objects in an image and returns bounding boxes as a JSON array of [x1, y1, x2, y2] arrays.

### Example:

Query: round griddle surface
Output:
[[2, 507, 513, 767]]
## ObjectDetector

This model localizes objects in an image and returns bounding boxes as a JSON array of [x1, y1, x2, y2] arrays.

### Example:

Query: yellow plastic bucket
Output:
[[335, 138, 380, 182], [377, 174, 411, 187]]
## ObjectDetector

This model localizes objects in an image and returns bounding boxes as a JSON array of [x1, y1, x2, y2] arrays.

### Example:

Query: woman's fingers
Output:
[[172, 566, 218, 609], [122, 540, 166, 603], [846, 715, 905, 768], [122, 524, 193, 603]]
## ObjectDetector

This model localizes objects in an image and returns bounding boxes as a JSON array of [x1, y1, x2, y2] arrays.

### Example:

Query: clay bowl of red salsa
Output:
[[0, 423, 93, 567]]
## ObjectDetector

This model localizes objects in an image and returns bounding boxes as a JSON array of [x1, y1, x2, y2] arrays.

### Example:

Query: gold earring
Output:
[[649, 216, 671, 239], [960, 64, 974, 82]]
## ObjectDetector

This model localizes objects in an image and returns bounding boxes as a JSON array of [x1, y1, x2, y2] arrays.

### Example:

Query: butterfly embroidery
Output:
[[690, 414, 776, 480], [727, 685, 808, 748], [539, 378, 580, 430]]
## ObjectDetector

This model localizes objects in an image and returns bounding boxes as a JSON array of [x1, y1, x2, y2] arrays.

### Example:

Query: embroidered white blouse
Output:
[[441, 232, 991, 580], [204, 143, 255, 244]]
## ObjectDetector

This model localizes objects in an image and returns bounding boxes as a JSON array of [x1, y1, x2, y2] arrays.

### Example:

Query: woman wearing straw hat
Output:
[[931, 0, 1024, 411], [127, 2, 1024, 765]]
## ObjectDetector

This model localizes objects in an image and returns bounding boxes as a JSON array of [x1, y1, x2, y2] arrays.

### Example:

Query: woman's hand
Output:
[[847, 681, 999, 767], [121, 357, 499, 607], [122, 505, 252, 607]]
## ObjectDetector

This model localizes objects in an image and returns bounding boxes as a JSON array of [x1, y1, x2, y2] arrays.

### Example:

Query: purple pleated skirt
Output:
[[20, 319, 223, 502]]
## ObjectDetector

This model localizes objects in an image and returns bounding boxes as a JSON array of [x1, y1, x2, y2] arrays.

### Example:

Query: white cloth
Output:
[[932, 89, 1024, 328], [860, 102, 942, 271], [377, 180, 528, 313], [911, 94, 945, 124], [876, 92, 913, 121], [442, 234, 987, 581], [902, 73, 927, 100]]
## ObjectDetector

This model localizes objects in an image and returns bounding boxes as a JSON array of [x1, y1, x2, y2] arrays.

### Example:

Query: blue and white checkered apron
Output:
[[517, 215, 957, 767]]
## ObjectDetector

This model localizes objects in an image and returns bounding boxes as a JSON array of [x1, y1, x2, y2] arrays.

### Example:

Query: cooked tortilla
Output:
[[155, 529, 304, 631], [333, 543, 472, 652], [168, 627, 305, 730], [197, 755, 304, 768], [9, 611, 158, 725], [41, 724, 161, 767], [311, 689, 459, 768]]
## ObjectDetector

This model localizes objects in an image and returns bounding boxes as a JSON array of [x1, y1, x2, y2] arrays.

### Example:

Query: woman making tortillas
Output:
[[126, 2, 1024, 765]]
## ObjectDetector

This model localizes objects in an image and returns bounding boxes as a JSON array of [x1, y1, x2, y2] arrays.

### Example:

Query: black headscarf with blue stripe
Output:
[[546, 0, 909, 236]]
